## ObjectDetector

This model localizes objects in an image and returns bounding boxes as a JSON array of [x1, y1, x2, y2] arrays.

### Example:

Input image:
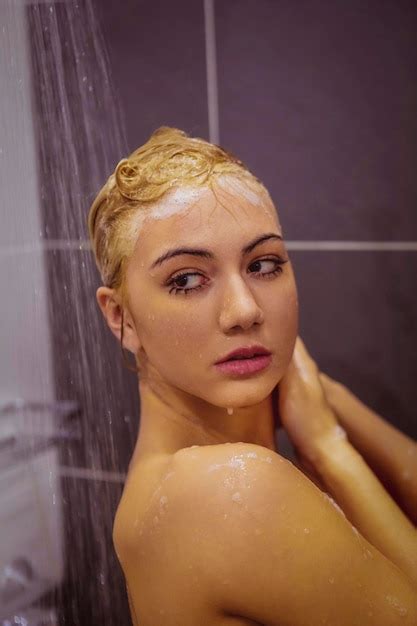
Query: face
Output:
[[123, 175, 298, 409]]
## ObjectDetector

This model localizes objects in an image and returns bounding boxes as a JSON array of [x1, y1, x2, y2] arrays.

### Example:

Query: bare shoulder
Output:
[[114, 443, 417, 625], [172, 442, 417, 626]]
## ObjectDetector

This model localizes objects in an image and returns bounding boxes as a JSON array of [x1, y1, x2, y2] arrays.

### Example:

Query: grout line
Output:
[[285, 241, 417, 251], [58, 465, 126, 483], [204, 0, 220, 144], [2, 240, 417, 255]]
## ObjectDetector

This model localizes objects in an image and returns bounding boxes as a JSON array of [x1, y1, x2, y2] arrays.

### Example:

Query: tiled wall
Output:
[[28, 0, 416, 624]]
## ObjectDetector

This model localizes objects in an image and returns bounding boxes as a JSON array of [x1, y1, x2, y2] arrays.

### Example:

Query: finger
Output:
[[293, 339, 320, 377], [320, 372, 336, 385], [319, 372, 344, 393]]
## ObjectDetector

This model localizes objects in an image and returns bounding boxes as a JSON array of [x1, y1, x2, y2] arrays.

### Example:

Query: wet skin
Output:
[[113, 177, 299, 460]]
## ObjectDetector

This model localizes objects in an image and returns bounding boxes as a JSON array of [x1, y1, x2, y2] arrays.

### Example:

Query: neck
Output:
[[134, 374, 278, 460]]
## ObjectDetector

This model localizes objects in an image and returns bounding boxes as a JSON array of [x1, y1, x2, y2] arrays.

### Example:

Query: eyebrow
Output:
[[149, 233, 283, 270]]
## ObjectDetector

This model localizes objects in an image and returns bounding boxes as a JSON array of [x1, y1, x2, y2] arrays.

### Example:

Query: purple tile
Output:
[[96, 0, 209, 151], [216, 0, 417, 240]]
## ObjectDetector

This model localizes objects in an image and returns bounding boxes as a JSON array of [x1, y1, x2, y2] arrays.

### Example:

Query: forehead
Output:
[[132, 177, 281, 261]]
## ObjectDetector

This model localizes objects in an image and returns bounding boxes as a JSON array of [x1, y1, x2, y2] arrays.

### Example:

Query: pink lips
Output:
[[214, 344, 272, 377], [215, 354, 272, 376], [215, 344, 271, 364]]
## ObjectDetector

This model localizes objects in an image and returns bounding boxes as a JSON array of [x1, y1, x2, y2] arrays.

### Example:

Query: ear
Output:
[[96, 286, 140, 354]]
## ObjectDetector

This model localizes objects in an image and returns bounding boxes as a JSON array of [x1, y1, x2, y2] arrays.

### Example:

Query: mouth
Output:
[[214, 344, 272, 377], [216, 345, 271, 364], [214, 353, 272, 376]]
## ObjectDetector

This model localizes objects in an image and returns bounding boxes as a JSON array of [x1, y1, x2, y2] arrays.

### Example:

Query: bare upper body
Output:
[[89, 129, 417, 624], [113, 441, 417, 626]]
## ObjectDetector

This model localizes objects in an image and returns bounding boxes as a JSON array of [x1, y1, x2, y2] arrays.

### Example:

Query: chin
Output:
[[209, 376, 277, 409]]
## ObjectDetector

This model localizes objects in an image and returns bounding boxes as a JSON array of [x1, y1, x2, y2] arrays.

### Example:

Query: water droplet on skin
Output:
[[265, 456, 272, 463], [385, 595, 408, 616], [328, 577, 335, 584], [229, 456, 246, 469], [304, 528, 310, 534], [232, 492, 242, 502], [333, 425, 347, 440], [323, 493, 346, 518], [227, 407, 234, 415]]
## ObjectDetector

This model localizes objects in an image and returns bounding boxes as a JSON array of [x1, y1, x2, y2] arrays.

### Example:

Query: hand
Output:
[[277, 337, 347, 472], [319, 371, 349, 406]]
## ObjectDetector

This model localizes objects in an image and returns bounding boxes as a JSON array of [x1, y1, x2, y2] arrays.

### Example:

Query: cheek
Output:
[[145, 307, 209, 354], [271, 285, 299, 350]]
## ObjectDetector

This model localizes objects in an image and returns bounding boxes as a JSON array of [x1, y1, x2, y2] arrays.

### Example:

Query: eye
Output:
[[167, 272, 207, 296], [248, 257, 288, 278]]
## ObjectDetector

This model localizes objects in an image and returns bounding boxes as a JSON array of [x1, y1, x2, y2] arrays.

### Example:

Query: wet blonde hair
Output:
[[87, 126, 268, 298]]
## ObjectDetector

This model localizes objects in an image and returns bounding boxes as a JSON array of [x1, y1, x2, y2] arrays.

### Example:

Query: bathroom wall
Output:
[[27, 0, 416, 624], [0, 1, 63, 621], [0, 1, 54, 407]]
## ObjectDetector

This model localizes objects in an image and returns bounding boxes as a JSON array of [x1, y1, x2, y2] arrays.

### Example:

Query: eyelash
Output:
[[166, 257, 288, 296]]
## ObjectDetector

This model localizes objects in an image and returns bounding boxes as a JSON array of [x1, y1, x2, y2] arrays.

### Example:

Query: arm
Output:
[[320, 372, 417, 525], [278, 337, 417, 587], [314, 435, 417, 587]]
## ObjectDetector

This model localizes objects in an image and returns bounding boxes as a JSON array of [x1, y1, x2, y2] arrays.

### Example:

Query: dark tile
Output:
[[289, 249, 417, 438], [46, 248, 139, 473], [35, 476, 129, 626], [28, 0, 208, 241], [96, 0, 209, 151], [216, 0, 417, 240]]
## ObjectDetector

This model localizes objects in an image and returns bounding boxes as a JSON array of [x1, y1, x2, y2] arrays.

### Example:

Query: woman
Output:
[[88, 127, 417, 625]]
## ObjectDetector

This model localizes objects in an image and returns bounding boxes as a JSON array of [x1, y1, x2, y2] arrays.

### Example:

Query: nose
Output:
[[218, 273, 264, 332]]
